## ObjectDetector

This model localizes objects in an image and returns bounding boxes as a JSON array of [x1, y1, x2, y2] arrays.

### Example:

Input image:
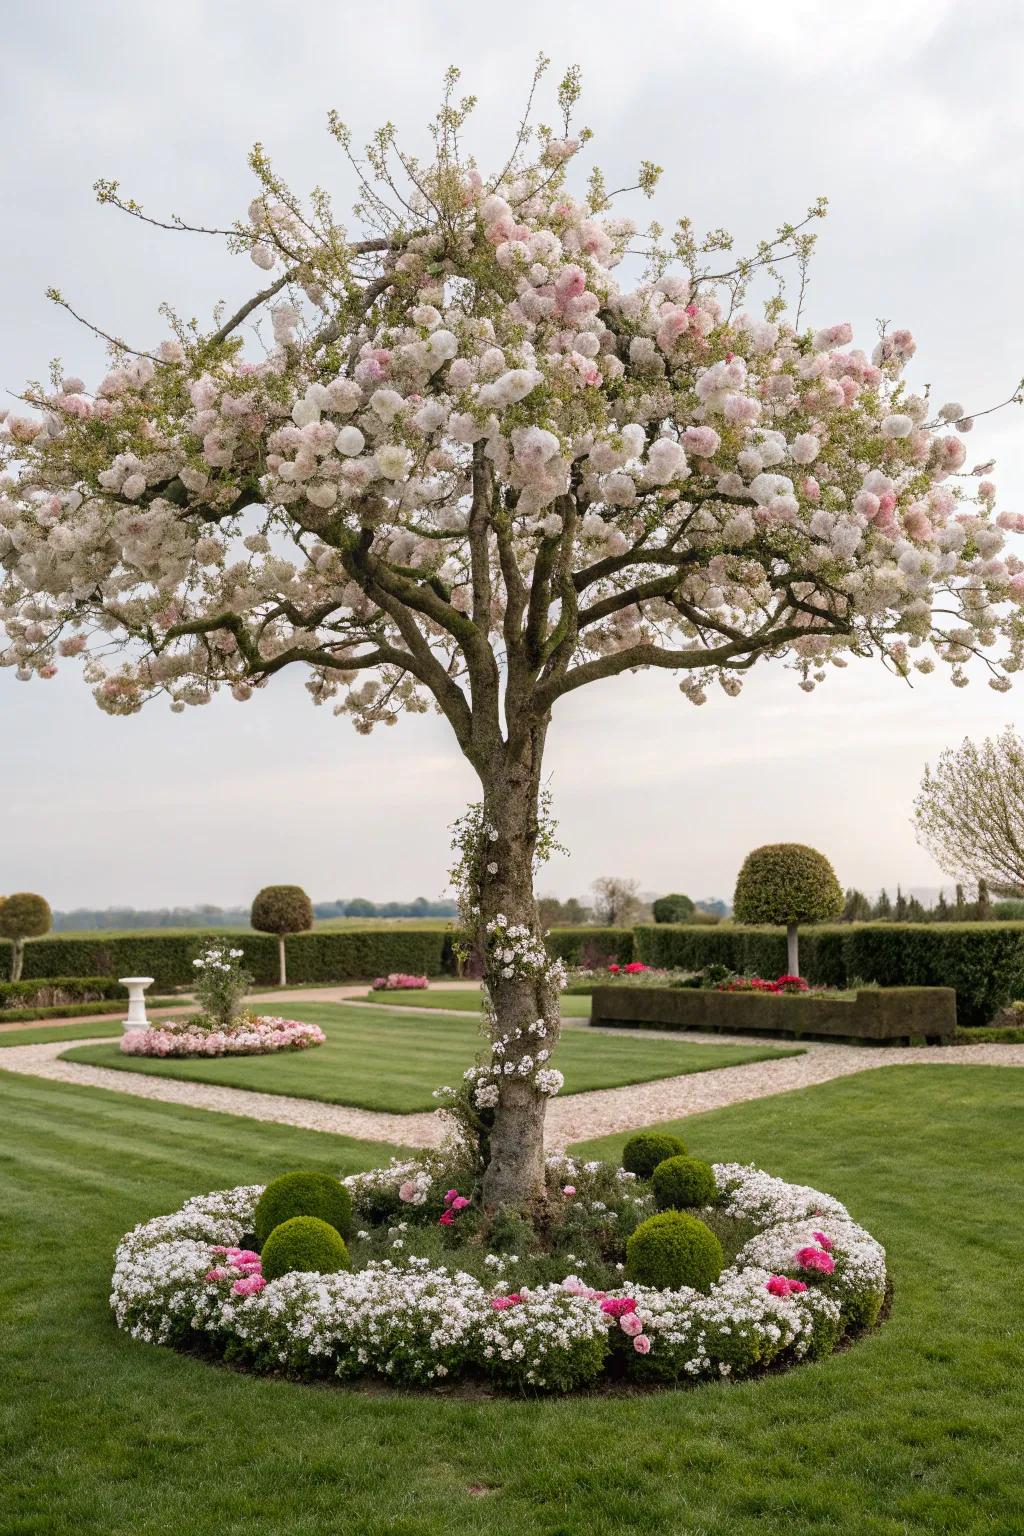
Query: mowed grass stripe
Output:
[[59, 1001, 801, 1112], [361, 987, 593, 1018]]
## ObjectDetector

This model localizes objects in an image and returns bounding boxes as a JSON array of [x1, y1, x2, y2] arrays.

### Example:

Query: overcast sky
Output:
[[2, 0, 1022, 909]]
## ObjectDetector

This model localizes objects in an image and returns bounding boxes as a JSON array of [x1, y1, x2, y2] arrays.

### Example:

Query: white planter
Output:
[[120, 976, 155, 1034]]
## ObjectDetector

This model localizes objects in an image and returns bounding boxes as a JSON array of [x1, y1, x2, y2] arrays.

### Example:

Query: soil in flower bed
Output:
[[61, 1003, 803, 1112]]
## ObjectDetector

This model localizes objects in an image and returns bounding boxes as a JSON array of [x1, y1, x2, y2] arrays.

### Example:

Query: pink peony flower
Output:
[[765, 1274, 808, 1297], [438, 1210, 455, 1226], [204, 1267, 229, 1283], [619, 1312, 644, 1338], [600, 1297, 638, 1318], [812, 1231, 834, 1252], [490, 1292, 523, 1310], [562, 1185, 576, 1197], [443, 1189, 460, 1206], [398, 1181, 419, 1203], [231, 1274, 266, 1296], [450, 1196, 471, 1211], [632, 1334, 652, 1355], [795, 1246, 836, 1275]]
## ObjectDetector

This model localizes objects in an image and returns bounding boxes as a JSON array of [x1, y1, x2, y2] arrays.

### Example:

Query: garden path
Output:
[[2, 986, 1022, 1149]]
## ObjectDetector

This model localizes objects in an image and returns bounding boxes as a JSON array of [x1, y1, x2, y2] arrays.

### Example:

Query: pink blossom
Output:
[[438, 1210, 455, 1226], [795, 1246, 836, 1275], [231, 1275, 267, 1296], [562, 1185, 576, 1197], [600, 1297, 637, 1318], [398, 1181, 419, 1203], [450, 1196, 471, 1211], [204, 1267, 229, 1283], [765, 1274, 808, 1297], [812, 1231, 834, 1252], [443, 1189, 460, 1206], [632, 1334, 652, 1355], [619, 1312, 644, 1338]]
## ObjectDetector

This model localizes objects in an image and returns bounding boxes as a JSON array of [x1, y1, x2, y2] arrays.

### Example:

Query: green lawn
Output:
[[3, 1065, 1022, 1534], [0, 1018, 128, 1047], [363, 985, 592, 1018], [59, 1003, 798, 1112]]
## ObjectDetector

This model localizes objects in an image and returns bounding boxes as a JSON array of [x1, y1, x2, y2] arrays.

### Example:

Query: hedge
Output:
[[544, 928, 636, 966], [590, 983, 959, 1042], [633, 923, 1024, 1028], [1, 929, 454, 990], [0, 976, 127, 1010]]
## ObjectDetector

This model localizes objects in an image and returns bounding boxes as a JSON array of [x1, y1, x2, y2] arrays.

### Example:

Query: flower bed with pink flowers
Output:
[[371, 973, 429, 991], [110, 1156, 886, 1394], [121, 1012, 326, 1058]]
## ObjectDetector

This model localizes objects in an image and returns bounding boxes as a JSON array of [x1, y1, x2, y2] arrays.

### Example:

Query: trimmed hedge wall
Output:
[[544, 927, 636, 966], [634, 922, 1024, 1028], [591, 983, 958, 1042], [1, 929, 453, 990], [0, 976, 127, 1010]]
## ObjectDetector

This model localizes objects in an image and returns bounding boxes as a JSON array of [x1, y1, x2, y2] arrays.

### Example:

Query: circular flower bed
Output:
[[121, 1013, 325, 1058], [111, 1154, 886, 1393]]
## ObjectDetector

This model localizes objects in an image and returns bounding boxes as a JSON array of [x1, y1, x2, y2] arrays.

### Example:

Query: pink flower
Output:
[[398, 1181, 418, 1203], [795, 1246, 836, 1275], [450, 1196, 471, 1211], [562, 1185, 576, 1197], [632, 1334, 652, 1355], [231, 1274, 266, 1296], [619, 1312, 644, 1338], [600, 1297, 638, 1318], [490, 1292, 523, 1310], [438, 1210, 455, 1226], [204, 1267, 228, 1283], [812, 1231, 834, 1252], [443, 1189, 460, 1206], [765, 1274, 808, 1297]]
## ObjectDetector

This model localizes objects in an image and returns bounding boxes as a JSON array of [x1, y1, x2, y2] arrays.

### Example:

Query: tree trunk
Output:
[[475, 727, 560, 1209], [10, 938, 24, 983], [278, 935, 287, 988], [786, 922, 799, 977]]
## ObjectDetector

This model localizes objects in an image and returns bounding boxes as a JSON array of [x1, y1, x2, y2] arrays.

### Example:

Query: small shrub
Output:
[[626, 1210, 724, 1292], [260, 1215, 350, 1280], [621, 1131, 688, 1179], [651, 1155, 717, 1211], [254, 1170, 353, 1245], [652, 893, 695, 924]]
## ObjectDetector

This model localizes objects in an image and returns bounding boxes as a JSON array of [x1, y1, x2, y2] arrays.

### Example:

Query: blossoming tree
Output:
[[3, 64, 1023, 1203]]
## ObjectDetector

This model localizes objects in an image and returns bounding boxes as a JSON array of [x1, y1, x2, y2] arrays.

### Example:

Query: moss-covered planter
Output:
[[590, 985, 957, 1043]]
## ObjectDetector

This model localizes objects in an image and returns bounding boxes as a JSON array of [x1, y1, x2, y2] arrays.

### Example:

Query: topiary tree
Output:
[[254, 1168, 353, 1245], [0, 892, 52, 981], [621, 1130, 688, 1178], [260, 1215, 351, 1280], [625, 1210, 724, 1291], [2, 63, 1021, 1204], [651, 892, 695, 924], [732, 843, 842, 976], [250, 885, 314, 986], [650, 1154, 717, 1211]]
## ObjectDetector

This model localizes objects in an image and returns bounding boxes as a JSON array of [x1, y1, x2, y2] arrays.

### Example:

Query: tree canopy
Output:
[[915, 728, 1024, 896]]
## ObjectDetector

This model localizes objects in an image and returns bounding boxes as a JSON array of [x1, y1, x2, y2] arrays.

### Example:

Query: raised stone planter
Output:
[[589, 985, 958, 1044]]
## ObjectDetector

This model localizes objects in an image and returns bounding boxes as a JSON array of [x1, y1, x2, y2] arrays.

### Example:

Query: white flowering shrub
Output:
[[111, 1161, 887, 1393]]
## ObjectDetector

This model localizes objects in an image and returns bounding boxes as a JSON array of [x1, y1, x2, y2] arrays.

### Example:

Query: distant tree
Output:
[[873, 889, 893, 920], [842, 888, 872, 923], [537, 894, 588, 928], [651, 893, 696, 924], [915, 730, 1024, 898], [732, 844, 842, 975], [906, 895, 926, 921], [250, 885, 314, 986], [894, 886, 908, 921], [344, 898, 377, 918], [935, 890, 950, 921], [696, 898, 730, 919], [954, 882, 967, 920], [976, 877, 993, 921], [0, 892, 52, 982], [591, 876, 644, 928]]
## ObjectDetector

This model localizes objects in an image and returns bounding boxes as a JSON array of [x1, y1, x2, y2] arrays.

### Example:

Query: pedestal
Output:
[[120, 976, 155, 1034]]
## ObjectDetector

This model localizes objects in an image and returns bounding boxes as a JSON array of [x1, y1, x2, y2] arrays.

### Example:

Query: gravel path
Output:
[[2, 1029, 1022, 1151]]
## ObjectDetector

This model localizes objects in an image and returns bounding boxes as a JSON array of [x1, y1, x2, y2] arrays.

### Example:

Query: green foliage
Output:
[[0, 892, 52, 942], [250, 886, 314, 936], [651, 1155, 717, 1211], [259, 1215, 351, 1280], [652, 893, 696, 924], [733, 844, 843, 927], [0, 927, 453, 988], [634, 922, 1024, 1027], [254, 1170, 353, 1245], [625, 1210, 724, 1291], [621, 1130, 688, 1178], [0, 975, 125, 1009], [544, 927, 635, 966]]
